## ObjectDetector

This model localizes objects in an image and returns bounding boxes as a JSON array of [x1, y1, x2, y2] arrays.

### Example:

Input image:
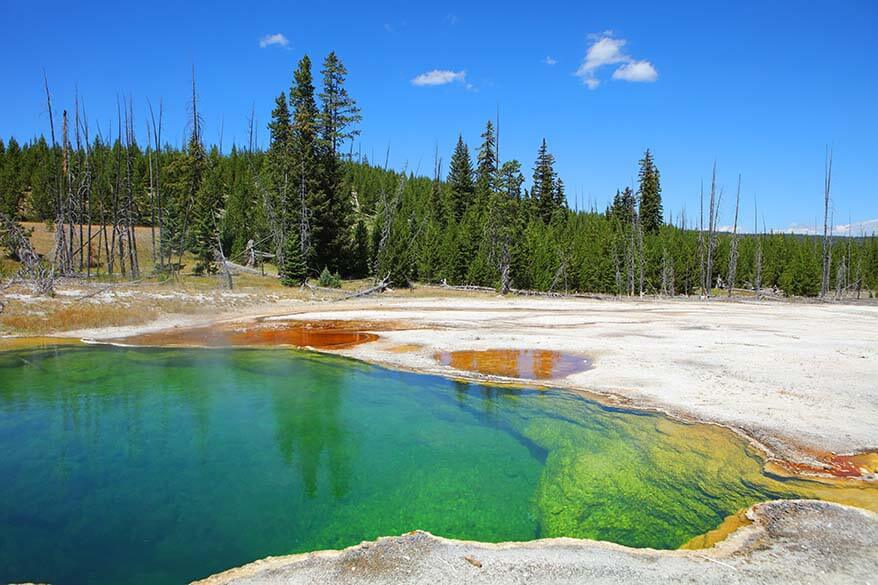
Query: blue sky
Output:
[[3, 0, 876, 233]]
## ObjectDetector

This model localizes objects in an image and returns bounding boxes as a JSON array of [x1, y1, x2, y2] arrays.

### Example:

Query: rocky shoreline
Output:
[[193, 501, 878, 585]]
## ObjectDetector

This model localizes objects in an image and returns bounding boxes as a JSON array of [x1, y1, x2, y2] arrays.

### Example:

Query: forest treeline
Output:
[[1, 52, 876, 297]]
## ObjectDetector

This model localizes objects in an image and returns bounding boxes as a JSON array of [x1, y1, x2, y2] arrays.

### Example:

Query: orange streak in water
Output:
[[434, 349, 590, 380], [120, 320, 380, 349]]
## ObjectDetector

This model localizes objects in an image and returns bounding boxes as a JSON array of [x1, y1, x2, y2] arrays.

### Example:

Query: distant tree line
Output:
[[1, 53, 876, 298]]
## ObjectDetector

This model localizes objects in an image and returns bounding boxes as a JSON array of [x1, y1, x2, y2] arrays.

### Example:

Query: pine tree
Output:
[[447, 135, 474, 221], [0, 137, 22, 218], [317, 265, 341, 287], [476, 120, 497, 200], [417, 217, 443, 282], [461, 206, 488, 283], [26, 136, 55, 219], [483, 179, 519, 291], [532, 139, 558, 223], [183, 80, 208, 256], [266, 92, 293, 236], [317, 51, 360, 273], [638, 149, 662, 233], [222, 145, 263, 258], [159, 194, 183, 265], [161, 120, 206, 265], [499, 160, 524, 200], [290, 55, 322, 267], [280, 234, 307, 286], [318, 52, 362, 158], [428, 164, 448, 224], [192, 147, 225, 275], [554, 177, 566, 213], [375, 209, 415, 287], [608, 187, 636, 226]]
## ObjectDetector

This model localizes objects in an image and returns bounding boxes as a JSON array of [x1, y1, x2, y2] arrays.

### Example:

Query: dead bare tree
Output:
[[835, 254, 846, 300], [660, 246, 674, 296], [261, 178, 285, 266], [374, 168, 406, 278], [0, 214, 54, 295], [855, 229, 865, 299], [172, 70, 204, 275], [215, 235, 233, 290], [704, 163, 723, 298], [51, 110, 75, 275], [484, 183, 514, 293], [844, 211, 854, 295], [148, 99, 164, 272], [43, 73, 74, 278], [625, 212, 636, 296], [613, 239, 623, 298], [75, 97, 96, 278], [124, 98, 140, 278], [726, 174, 741, 298], [498, 243, 512, 293], [298, 159, 312, 266], [490, 108, 513, 294], [820, 148, 833, 298], [548, 259, 569, 294], [753, 200, 763, 299], [147, 122, 157, 269], [108, 99, 128, 277], [636, 211, 645, 297], [698, 181, 706, 296], [73, 92, 84, 273]]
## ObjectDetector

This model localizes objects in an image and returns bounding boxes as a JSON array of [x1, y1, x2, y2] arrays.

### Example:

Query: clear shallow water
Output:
[[0, 345, 860, 584]]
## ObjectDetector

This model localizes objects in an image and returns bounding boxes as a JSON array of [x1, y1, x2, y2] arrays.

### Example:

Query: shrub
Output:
[[318, 266, 342, 288]]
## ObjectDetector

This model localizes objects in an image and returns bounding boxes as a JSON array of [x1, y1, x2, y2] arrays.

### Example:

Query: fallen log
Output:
[[304, 282, 345, 294], [509, 287, 566, 298], [225, 261, 271, 276], [439, 280, 495, 293], [335, 276, 391, 302], [439, 279, 568, 298]]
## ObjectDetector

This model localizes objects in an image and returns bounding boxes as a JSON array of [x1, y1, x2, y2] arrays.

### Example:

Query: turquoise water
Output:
[[0, 345, 841, 584]]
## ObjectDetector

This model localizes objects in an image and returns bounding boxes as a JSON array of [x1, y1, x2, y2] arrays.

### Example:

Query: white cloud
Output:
[[259, 33, 289, 49], [783, 218, 878, 236], [612, 60, 658, 82], [782, 224, 819, 235], [544, 56, 558, 66], [575, 32, 657, 89], [577, 36, 628, 76], [411, 69, 466, 86], [834, 218, 878, 236]]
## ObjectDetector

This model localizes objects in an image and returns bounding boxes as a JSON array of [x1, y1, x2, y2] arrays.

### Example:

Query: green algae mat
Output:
[[0, 345, 872, 584]]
